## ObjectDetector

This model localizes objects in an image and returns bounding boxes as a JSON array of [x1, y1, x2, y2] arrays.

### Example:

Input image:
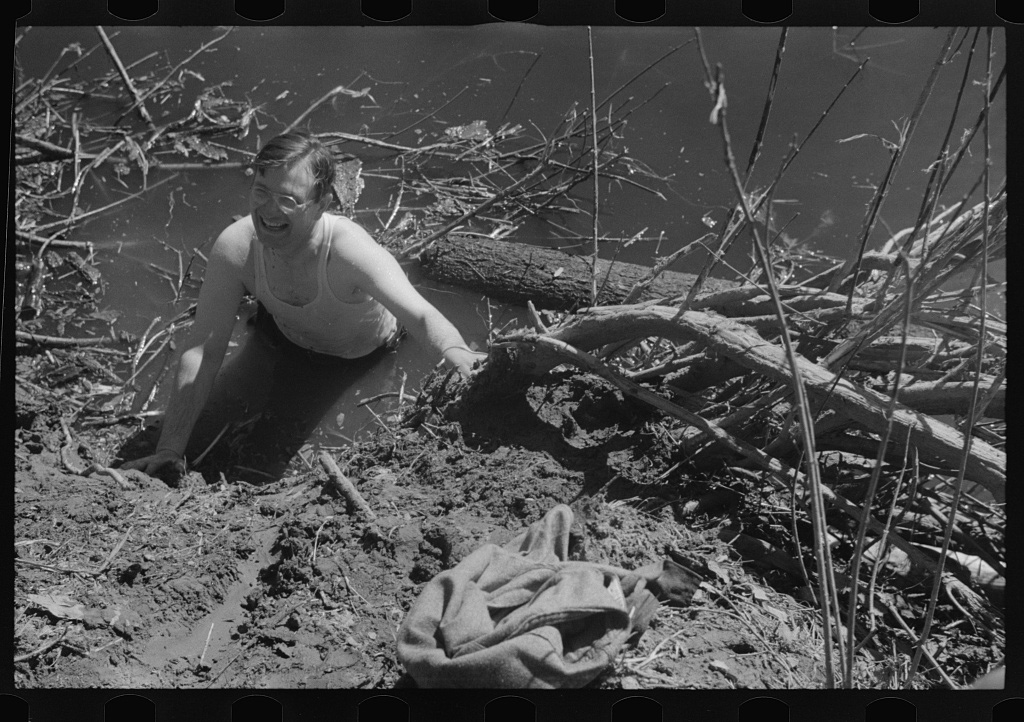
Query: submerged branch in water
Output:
[[16, 330, 124, 349], [95, 26, 156, 129]]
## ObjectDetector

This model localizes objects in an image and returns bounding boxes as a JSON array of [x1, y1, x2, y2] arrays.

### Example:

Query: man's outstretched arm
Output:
[[349, 229, 486, 375], [122, 225, 249, 479]]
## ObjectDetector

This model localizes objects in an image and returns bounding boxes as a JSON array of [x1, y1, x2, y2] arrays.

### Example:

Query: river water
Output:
[[15, 25, 1006, 462]]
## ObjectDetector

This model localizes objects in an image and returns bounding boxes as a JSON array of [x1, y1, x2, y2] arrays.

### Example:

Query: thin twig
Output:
[[32, 173, 178, 233], [15, 628, 70, 664], [843, 266, 917, 686], [587, 27, 601, 306], [191, 423, 232, 467], [884, 602, 959, 689], [499, 53, 541, 125], [904, 29, 996, 690], [357, 391, 418, 407], [397, 158, 549, 260], [703, 56, 844, 685], [122, 26, 234, 130], [15, 230, 94, 250], [284, 83, 374, 135], [205, 600, 306, 688], [82, 464, 133, 491], [744, 28, 788, 179], [829, 29, 958, 307], [384, 86, 468, 140], [96, 26, 155, 129], [567, 39, 692, 139], [198, 623, 215, 669]]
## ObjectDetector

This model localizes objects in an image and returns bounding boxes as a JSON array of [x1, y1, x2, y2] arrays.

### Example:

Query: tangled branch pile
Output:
[[403, 28, 1007, 689]]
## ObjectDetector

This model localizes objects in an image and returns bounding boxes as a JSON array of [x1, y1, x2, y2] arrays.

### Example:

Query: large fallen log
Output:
[[502, 305, 1005, 500], [418, 235, 737, 310], [417, 236, 896, 340]]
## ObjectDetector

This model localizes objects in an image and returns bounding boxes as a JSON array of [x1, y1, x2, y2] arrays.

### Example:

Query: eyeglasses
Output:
[[250, 185, 316, 213]]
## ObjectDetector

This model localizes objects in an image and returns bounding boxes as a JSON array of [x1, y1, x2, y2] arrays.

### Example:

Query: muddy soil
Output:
[[12, 352, 997, 690]]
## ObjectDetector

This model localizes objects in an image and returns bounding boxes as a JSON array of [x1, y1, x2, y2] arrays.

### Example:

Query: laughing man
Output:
[[124, 132, 485, 479]]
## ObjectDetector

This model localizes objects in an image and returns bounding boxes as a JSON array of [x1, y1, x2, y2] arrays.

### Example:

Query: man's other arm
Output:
[[122, 224, 249, 478]]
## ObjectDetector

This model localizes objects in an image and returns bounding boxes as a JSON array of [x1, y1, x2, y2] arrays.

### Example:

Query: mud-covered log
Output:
[[506, 305, 1005, 499], [418, 235, 737, 310], [497, 330, 955, 578]]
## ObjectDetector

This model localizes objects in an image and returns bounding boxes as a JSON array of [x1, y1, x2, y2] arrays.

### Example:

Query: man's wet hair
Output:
[[251, 132, 336, 203]]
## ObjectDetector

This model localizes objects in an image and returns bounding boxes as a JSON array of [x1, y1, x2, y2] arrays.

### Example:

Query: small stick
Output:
[[83, 464, 133, 491], [148, 160, 249, 171], [318, 130, 445, 154], [356, 391, 418, 407], [95, 26, 155, 129], [499, 53, 541, 125], [205, 600, 305, 688], [15, 628, 70, 664], [98, 526, 133, 573], [90, 637, 124, 656], [883, 602, 958, 689], [526, 300, 550, 333], [125, 26, 234, 132], [744, 28, 788, 178], [198, 622, 215, 669], [32, 173, 178, 233], [191, 422, 231, 467], [15, 558, 95, 577], [131, 316, 163, 379], [58, 418, 86, 475], [397, 371, 408, 409], [310, 518, 333, 564], [383, 173, 404, 230], [318, 452, 376, 521], [284, 84, 372, 135], [15, 230, 94, 250], [384, 87, 469, 141], [16, 330, 120, 348], [342, 573, 371, 606], [70, 110, 84, 215], [15, 133, 98, 161], [123, 334, 173, 389], [80, 410, 162, 428]]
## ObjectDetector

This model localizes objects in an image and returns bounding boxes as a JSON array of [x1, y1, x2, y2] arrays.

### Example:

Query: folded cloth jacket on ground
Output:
[[397, 504, 686, 688]]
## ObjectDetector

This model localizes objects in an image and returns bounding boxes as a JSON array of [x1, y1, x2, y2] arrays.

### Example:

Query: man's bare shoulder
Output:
[[328, 213, 376, 241], [210, 216, 256, 267], [327, 213, 390, 259]]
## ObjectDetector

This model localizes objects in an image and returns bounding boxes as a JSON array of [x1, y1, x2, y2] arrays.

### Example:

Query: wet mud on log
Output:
[[508, 305, 1006, 501], [419, 235, 738, 310]]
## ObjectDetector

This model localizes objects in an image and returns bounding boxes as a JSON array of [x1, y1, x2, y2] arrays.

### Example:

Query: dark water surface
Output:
[[15, 26, 1006, 453]]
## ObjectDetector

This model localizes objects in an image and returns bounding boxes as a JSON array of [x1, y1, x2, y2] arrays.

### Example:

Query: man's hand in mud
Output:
[[442, 346, 488, 377], [120, 449, 186, 485]]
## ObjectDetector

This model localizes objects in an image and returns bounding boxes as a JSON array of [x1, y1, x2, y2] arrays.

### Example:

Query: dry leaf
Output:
[[26, 593, 86, 621], [706, 559, 730, 585]]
